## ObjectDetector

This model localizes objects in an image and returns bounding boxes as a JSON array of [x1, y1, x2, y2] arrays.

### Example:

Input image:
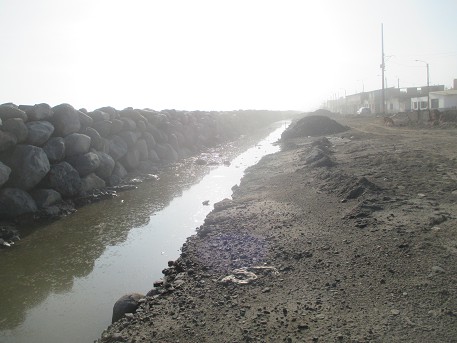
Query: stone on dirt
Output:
[[112, 293, 145, 323]]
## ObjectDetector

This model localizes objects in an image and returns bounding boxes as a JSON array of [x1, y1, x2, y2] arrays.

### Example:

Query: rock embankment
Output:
[[0, 103, 286, 227]]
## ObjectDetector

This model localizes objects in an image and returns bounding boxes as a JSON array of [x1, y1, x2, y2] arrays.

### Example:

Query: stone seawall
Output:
[[0, 103, 287, 222]]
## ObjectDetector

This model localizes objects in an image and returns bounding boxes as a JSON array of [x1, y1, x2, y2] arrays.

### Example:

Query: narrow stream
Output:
[[0, 121, 289, 343]]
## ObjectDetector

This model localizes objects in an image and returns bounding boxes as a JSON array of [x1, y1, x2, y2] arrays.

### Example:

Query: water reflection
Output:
[[0, 162, 206, 330], [0, 122, 289, 343]]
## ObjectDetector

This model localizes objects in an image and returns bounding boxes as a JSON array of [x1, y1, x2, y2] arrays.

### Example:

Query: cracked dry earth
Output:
[[99, 116, 457, 343]]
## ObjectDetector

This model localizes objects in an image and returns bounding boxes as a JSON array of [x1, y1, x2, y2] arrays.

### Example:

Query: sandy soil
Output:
[[98, 115, 457, 343]]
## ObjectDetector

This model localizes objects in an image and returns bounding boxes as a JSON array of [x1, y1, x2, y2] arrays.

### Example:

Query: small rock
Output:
[[390, 309, 400, 316], [431, 266, 445, 274]]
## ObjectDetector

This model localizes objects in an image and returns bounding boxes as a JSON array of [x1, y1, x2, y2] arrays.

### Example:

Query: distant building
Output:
[[429, 90, 457, 110], [327, 84, 447, 115]]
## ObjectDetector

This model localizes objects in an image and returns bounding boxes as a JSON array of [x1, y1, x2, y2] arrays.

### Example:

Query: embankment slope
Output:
[[99, 115, 457, 343]]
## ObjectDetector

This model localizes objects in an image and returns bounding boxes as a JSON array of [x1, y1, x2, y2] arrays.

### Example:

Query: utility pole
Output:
[[416, 60, 430, 119], [381, 24, 386, 116]]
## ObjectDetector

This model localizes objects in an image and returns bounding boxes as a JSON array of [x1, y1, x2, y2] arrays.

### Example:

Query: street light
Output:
[[415, 59, 430, 118]]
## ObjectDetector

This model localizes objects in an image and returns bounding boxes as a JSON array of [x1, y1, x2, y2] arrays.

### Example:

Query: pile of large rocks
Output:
[[0, 103, 283, 220]]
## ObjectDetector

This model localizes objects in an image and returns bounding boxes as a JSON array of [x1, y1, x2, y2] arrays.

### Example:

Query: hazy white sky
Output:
[[1, 0, 456, 111]]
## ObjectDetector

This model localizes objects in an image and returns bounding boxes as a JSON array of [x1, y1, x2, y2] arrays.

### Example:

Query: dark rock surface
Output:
[[25, 120, 54, 146], [45, 162, 82, 197], [3, 118, 28, 143], [30, 188, 62, 208], [64, 133, 91, 157], [112, 293, 145, 324], [4, 145, 50, 190], [0, 188, 37, 218], [0, 161, 11, 188], [0, 104, 27, 121], [66, 152, 101, 177], [51, 103, 81, 137], [43, 137, 66, 162]]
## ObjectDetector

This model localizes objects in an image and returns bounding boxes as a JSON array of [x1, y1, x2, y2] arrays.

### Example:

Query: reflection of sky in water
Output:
[[0, 121, 289, 343]]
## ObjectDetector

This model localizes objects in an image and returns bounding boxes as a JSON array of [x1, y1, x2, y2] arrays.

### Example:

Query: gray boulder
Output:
[[96, 106, 118, 119], [0, 104, 27, 121], [30, 189, 62, 208], [121, 117, 136, 131], [136, 120, 147, 132], [118, 130, 139, 148], [120, 147, 140, 171], [66, 152, 101, 177], [108, 136, 128, 160], [168, 133, 180, 152], [92, 120, 112, 138], [23, 103, 53, 121], [149, 148, 160, 163], [51, 103, 81, 137], [3, 118, 28, 143], [150, 125, 167, 144], [26, 120, 54, 146], [46, 162, 82, 197], [0, 130, 17, 152], [64, 133, 91, 157], [108, 161, 128, 186], [0, 161, 11, 187], [135, 139, 148, 161], [112, 293, 144, 323], [84, 127, 103, 151], [0, 188, 37, 218], [89, 110, 110, 122], [138, 160, 156, 172], [142, 131, 156, 149], [78, 110, 93, 129], [94, 151, 115, 180], [43, 137, 65, 162], [155, 143, 178, 162], [81, 173, 106, 193], [5, 145, 50, 190], [99, 137, 110, 154], [119, 108, 147, 122], [110, 119, 124, 135]]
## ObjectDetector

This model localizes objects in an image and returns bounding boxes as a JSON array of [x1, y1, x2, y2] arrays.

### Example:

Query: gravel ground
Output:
[[98, 115, 457, 343]]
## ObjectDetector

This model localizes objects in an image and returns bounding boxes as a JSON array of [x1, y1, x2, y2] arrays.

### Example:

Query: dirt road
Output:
[[99, 115, 457, 343]]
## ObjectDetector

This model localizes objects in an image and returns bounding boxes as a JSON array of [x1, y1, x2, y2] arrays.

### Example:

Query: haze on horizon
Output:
[[1, 0, 456, 112]]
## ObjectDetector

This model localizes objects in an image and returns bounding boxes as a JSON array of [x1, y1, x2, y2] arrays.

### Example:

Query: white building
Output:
[[429, 90, 457, 110]]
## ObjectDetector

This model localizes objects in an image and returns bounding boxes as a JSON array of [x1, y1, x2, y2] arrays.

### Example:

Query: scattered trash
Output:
[[221, 266, 279, 284]]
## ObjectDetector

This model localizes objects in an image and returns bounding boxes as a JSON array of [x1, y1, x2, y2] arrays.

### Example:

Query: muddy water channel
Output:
[[0, 121, 290, 343]]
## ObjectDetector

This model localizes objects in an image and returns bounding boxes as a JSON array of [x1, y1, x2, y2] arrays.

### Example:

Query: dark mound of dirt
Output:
[[282, 114, 348, 139]]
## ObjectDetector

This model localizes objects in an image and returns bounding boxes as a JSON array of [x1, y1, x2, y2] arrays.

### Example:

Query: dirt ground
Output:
[[98, 115, 457, 343]]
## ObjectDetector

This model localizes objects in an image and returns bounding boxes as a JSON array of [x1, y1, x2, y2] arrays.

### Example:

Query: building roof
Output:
[[430, 90, 457, 96]]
